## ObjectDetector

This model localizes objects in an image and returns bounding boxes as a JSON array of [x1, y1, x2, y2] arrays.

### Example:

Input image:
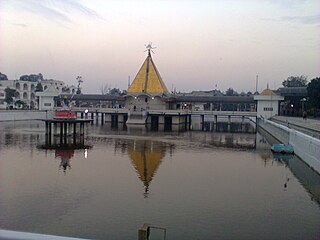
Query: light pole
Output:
[[76, 76, 83, 94], [301, 98, 306, 113]]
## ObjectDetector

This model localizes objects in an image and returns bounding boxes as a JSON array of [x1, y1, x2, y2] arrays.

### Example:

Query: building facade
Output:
[[254, 88, 284, 119], [0, 79, 76, 110]]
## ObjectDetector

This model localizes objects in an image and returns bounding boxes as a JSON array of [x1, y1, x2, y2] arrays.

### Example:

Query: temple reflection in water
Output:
[[127, 140, 171, 197]]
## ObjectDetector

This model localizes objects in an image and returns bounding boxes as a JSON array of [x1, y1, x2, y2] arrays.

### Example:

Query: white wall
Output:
[[0, 110, 54, 121], [125, 96, 166, 111], [290, 130, 320, 173], [263, 119, 320, 174], [39, 96, 55, 110], [257, 100, 279, 119]]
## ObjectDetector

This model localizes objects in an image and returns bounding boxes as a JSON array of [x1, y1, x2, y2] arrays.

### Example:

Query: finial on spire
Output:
[[145, 42, 156, 56]]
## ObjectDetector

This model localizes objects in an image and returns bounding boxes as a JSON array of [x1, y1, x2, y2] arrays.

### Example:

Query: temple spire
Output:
[[145, 42, 155, 57], [127, 44, 169, 94]]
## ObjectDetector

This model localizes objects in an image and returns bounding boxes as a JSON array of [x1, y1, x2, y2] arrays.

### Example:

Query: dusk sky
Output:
[[0, 0, 319, 93]]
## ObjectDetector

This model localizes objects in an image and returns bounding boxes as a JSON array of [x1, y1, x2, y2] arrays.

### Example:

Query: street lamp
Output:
[[301, 98, 307, 112]]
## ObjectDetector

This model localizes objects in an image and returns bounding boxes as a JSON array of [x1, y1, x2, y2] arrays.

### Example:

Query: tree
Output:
[[20, 73, 43, 82], [4, 87, 17, 105], [35, 82, 43, 92], [307, 77, 320, 109], [62, 86, 70, 93], [226, 88, 237, 96], [109, 88, 121, 95], [15, 100, 27, 109], [282, 75, 307, 87], [0, 72, 8, 80]]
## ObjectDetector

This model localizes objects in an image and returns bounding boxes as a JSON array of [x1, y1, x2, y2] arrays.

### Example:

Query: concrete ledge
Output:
[[0, 110, 53, 121], [258, 118, 320, 174]]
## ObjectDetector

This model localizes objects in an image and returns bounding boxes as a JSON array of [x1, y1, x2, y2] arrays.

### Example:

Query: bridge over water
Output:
[[69, 107, 257, 130]]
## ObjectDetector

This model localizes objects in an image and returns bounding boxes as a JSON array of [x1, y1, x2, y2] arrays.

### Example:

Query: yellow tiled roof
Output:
[[128, 54, 169, 93], [260, 88, 277, 96]]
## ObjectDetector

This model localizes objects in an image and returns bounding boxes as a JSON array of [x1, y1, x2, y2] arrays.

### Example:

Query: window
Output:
[[263, 107, 273, 111], [44, 103, 51, 106]]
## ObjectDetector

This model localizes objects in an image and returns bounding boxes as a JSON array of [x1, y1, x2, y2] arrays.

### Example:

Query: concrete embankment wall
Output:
[[0, 110, 54, 121], [258, 118, 320, 174]]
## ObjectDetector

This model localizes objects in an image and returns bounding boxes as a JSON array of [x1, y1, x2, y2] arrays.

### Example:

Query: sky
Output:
[[0, 0, 319, 94]]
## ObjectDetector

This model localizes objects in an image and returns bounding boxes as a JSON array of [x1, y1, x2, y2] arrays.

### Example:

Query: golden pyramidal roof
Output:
[[128, 51, 169, 94], [260, 88, 277, 96]]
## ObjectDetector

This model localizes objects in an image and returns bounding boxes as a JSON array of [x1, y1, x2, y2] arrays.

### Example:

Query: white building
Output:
[[0, 79, 76, 109], [0, 84, 6, 109], [41, 79, 76, 94], [254, 88, 284, 119], [0, 80, 38, 109], [36, 84, 60, 110]]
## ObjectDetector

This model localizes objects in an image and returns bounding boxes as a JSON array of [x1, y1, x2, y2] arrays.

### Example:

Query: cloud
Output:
[[55, 0, 102, 19], [259, 17, 278, 22], [260, 15, 320, 25], [5, 0, 103, 25], [281, 14, 320, 24], [12, 23, 28, 28], [264, 0, 308, 9]]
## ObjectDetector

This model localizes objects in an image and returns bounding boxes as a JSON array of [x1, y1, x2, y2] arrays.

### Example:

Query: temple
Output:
[[125, 44, 174, 124], [127, 46, 168, 94]]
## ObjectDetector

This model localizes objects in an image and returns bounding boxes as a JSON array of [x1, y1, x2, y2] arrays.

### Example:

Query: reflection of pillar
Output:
[[73, 123, 77, 144], [60, 122, 63, 144], [214, 115, 217, 131], [101, 113, 104, 125], [64, 122, 67, 144], [201, 115, 204, 131], [53, 123, 57, 136], [228, 115, 231, 132], [48, 122, 52, 145], [45, 122, 49, 145]]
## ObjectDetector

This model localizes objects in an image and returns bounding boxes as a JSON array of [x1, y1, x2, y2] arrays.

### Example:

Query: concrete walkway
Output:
[[271, 116, 320, 139]]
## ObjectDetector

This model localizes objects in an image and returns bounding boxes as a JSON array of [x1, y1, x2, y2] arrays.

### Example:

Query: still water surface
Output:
[[0, 121, 320, 240]]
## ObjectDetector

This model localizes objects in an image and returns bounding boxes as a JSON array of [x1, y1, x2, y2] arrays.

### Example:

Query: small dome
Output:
[[260, 88, 277, 96]]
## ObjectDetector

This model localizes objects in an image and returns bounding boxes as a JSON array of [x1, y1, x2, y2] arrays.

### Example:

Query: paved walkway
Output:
[[271, 116, 320, 139]]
